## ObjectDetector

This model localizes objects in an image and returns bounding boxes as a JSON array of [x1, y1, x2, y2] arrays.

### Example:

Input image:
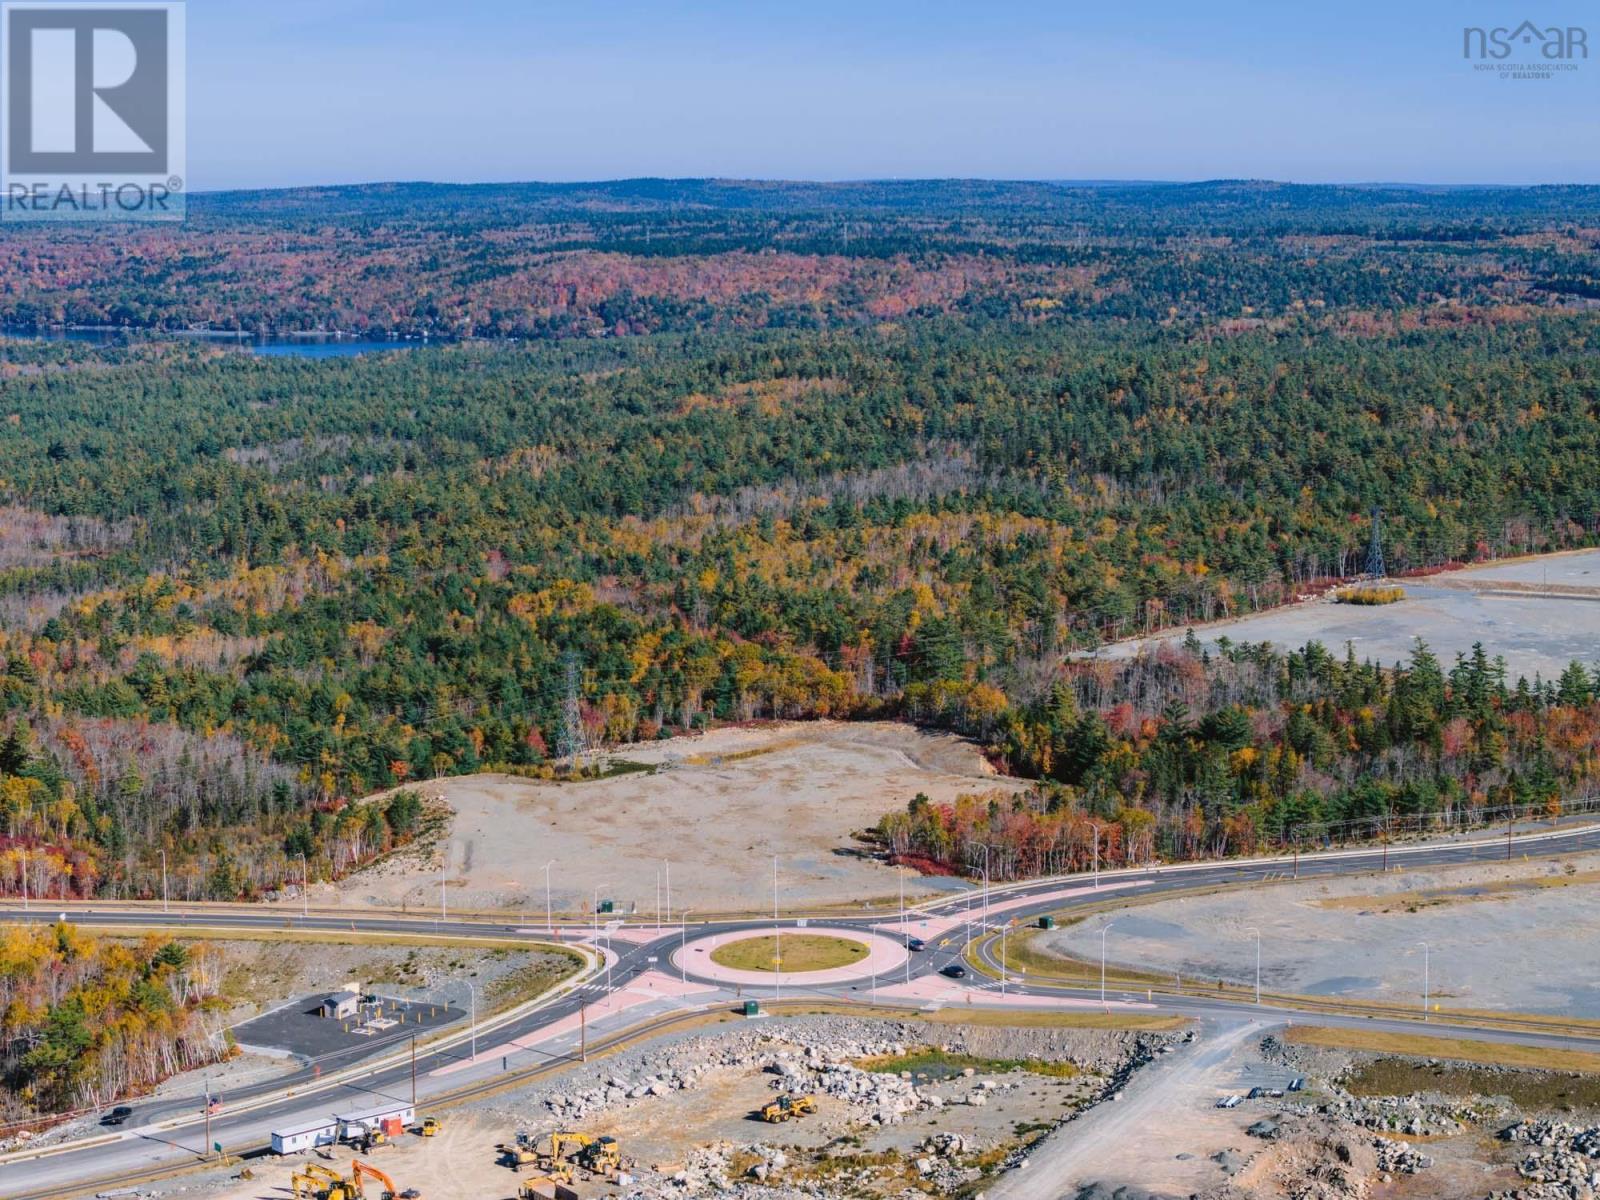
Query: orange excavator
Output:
[[350, 1159, 413, 1200]]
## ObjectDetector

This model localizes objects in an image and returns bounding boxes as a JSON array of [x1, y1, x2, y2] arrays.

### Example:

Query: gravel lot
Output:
[[1041, 855, 1600, 1016]]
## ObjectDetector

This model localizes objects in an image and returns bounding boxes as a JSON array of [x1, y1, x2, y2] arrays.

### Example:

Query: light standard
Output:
[[1246, 927, 1261, 1005], [20, 847, 27, 911], [772, 855, 782, 1005], [593, 882, 610, 941], [466, 981, 477, 1061], [162, 849, 169, 914], [663, 860, 672, 934], [679, 910, 692, 983], [299, 852, 308, 919], [543, 860, 555, 934], [1093, 825, 1101, 889], [440, 856, 448, 923], [1099, 922, 1115, 1010], [1417, 941, 1430, 1020], [999, 922, 1009, 995]]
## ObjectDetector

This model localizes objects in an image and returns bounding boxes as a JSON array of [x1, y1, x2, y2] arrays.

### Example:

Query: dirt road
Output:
[[990, 1019, 1266, 1200]]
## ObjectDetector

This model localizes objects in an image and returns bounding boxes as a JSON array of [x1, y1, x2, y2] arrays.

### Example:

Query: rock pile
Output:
[[1491, 1121, 1600, 1199]]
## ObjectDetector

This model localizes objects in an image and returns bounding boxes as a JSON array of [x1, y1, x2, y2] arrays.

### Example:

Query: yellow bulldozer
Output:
[[759, 1093, 817, 1123], [548, 1131, 621, 1176]]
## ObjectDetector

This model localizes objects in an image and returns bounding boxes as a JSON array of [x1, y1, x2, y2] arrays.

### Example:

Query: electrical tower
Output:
[[1365, 507, 1386, 579], [558, 652, 584, 769]]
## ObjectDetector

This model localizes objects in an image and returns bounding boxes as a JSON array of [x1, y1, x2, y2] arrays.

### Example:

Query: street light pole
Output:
[[543, 860, 555, 934], [440, 857, 447, 923], [20, 848, 27, 912], [162, 849, 169, 914], [1247, 927, 1261, 1005], [299, 852, 307, 919], [1418, 941, 1430, 1020], [1100, 922, 1115, 1010], [1000, 922, 1008, 995], [772, 855, 781, 1006], [680, 910, 692, 984], [1093, 826, 1100, 889], [664, 860, 672, 935], [467, 982, 477, 1060]]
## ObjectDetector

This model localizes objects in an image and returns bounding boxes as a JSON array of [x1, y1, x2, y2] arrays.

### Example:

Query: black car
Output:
[[940, 963, 967, 979], [906, 937, 926, 952], [101, 1106, 133, 1126]]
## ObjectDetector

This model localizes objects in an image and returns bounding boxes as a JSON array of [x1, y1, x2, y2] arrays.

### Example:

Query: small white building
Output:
[[317, 992, 361, 1020], [270, 1117, 338, 1155], [334, 1101, 415, 1140]]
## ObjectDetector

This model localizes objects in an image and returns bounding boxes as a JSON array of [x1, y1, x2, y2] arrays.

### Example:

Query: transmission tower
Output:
[[558, 652, 584, 768], [1365, 507, 1386, 579]]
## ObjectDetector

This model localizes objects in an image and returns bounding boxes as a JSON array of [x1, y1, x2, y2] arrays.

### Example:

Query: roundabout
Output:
[[677, 925, 910, 988]]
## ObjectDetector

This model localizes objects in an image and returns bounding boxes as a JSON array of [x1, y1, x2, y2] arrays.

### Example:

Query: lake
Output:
[[2, 325, 439, 358]]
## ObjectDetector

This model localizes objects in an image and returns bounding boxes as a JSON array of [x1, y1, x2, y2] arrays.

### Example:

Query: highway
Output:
[[3, 818, 1598, 1199]]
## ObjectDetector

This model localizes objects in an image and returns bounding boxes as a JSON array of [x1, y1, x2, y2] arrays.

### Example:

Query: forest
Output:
[[880, 637, 1600, 879], [0, 924, 225, 1125], [0, 180, 1597, 898]]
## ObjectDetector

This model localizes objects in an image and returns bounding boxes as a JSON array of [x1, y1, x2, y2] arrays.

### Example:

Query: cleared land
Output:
[[710, 934, 870, 973], [338, 721, 1022, 915], [1037, 855, 1600, 1017], [1098, 548, 1600, 680]]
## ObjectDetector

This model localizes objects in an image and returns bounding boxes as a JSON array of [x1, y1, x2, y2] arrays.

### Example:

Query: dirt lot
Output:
[[1038, 854, 1600, 1017], [338, 721, 1023, 915], [171, 1017, 1154, 1200], [1099, 548, 1600, 682]]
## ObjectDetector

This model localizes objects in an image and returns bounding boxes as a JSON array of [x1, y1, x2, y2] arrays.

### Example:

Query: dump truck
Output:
[[759, 1093, 817, 1123]]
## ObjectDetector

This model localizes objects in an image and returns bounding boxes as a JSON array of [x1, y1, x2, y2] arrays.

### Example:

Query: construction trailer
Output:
[[272, 1117, 339, 1155], [334, 1102, 415, 1143]]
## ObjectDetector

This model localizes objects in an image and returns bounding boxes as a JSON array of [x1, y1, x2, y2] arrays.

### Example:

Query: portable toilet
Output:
[[742, 1000, 760, 1017], [1037, 915, 1056, 930]]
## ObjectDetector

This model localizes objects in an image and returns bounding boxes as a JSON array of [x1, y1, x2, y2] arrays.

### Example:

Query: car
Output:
[[101, 1106, 134, 1126], [940, 963, 967, 979], [906, 937, 926, 952], [1214, 1095, 1242, 1109]]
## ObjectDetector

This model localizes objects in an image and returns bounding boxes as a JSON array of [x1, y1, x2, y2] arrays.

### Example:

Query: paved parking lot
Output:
[[231, 994, 464, 1066]]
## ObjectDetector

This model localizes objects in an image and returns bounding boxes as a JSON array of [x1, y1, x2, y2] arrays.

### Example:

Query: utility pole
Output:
[[203, 1075, 212, 1161], [1418, 941, 1430, 1020], [559, 652, 584, 772]]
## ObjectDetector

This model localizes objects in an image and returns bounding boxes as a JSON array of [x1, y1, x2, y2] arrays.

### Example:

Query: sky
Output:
[[187, 0, 1600, 190]]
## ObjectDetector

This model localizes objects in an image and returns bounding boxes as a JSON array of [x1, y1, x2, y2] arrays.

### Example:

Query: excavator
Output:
[[759, 1093, 817, 1123], [350, 1159, 406, 1200], [291, 1164, 347, 1200]]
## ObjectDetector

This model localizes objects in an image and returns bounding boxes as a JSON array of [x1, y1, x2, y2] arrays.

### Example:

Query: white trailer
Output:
[[333, 1101, 415, 1141], [270, 1117, 338, 1154]]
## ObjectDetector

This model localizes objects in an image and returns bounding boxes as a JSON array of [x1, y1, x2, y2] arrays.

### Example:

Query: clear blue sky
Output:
[[191, 0, 1600, 189]]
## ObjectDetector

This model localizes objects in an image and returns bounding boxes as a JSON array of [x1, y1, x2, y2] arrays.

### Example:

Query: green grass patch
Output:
[[858, 1046, 1079, 1080], [709, 933, 869, 973], [1343, 1057, 1600, 1115]]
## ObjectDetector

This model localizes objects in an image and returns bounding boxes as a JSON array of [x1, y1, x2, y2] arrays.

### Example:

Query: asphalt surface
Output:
[[3, 820, 1599, 1199]]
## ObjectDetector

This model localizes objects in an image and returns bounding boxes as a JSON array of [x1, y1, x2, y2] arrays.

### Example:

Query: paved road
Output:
[[3, 819, 1598, 1198]]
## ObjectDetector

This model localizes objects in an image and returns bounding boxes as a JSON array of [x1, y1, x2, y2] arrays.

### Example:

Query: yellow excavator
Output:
[[292, 1165, 347, 1200], [759, 1093, 817, 1123]]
